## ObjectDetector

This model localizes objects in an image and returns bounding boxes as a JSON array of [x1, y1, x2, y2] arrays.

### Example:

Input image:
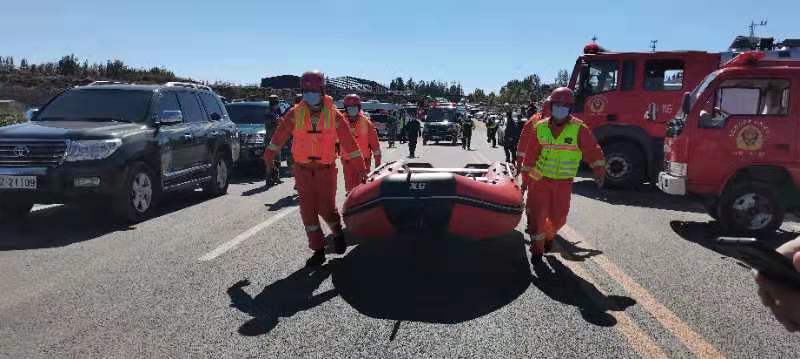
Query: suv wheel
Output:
[[0, 198, 33, 222], [114, 162, 159, 223], [719, 181, 784, 236], [204, 151, 230, 197], [603, 142, 644, 189]]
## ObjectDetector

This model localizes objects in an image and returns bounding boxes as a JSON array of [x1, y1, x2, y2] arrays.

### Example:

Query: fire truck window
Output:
[[621, 61, 635, 91], [715, 79, 789, 116], [644, 60, 684, 91], [585, 61, 618, 94]]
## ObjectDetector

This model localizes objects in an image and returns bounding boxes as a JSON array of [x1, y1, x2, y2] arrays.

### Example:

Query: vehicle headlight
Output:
[[65, 139, 123, 162], [668, 161, 687, 177]]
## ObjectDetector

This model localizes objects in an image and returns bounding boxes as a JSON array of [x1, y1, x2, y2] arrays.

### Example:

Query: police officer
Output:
[[461, 114, 475, 150]]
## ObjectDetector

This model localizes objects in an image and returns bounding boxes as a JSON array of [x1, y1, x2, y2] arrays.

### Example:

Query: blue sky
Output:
[[2, 0, 797, 93]]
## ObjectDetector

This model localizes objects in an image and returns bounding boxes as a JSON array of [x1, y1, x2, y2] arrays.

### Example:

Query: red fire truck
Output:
[[658, 52, 800, 235], [567, 37, 799, 188]]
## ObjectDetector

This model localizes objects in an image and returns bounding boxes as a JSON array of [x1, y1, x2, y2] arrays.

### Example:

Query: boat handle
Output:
[[401, 163, 412, 182]]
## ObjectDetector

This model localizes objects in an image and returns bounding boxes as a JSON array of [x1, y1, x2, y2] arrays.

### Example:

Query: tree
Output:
[[555, 69, 570, 87], [20, 58, 29, 70]]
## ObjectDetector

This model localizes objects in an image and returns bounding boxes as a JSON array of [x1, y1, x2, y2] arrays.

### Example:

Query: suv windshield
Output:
[[225, 105, 269, 125], [424, 108, 458, 122], [35, 89, 153, 123], [369, 113, 389, 123]]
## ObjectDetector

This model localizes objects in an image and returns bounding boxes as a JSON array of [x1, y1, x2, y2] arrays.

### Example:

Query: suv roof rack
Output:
[[164, 82, 214, 92], [84, 80, 130, 87]]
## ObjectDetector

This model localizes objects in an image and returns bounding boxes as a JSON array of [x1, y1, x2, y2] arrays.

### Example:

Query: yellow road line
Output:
[[559, 225, 725, 358], [563, 260, 668, 359]]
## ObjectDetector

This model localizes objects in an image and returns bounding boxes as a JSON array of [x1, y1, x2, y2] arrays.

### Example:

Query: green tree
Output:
[[555, 69, 570, 87]]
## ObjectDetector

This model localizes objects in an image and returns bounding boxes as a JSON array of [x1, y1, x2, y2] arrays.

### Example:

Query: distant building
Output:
[[259, 74, 388, 96]]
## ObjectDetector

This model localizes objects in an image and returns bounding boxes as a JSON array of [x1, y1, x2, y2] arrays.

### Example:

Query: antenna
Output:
[[650, 40, 658, 52], [591, 35, 598, 43], [749, 19, 767, 37]]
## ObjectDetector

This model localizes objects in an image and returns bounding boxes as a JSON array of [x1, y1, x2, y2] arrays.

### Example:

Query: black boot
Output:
[[333, 234, 347, 255], [305, 250, 326, 268]]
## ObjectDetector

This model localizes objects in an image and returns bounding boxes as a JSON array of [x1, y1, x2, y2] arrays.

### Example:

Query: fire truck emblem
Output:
[[735, 124, 764, 151], [589, 96, 607, 114]]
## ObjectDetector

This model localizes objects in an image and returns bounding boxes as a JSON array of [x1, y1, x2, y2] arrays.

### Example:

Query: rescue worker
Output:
[[404, 115, 422, 158], [342, 94, 381, 193], [461, 114, 475, 150], [521, 87, 606, 264], [263, 71, 367, 267], [486, 116, 498, 148], [516, 87, 553, 189]]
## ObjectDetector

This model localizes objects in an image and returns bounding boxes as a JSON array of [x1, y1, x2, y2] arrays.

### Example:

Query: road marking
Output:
[[559, 225, 724, 358], [563, 259, 668, 359], [198, 207, 298, 261]]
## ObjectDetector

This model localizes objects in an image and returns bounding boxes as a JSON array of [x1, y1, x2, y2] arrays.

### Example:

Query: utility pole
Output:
[[650, 40, 658, 52], [749, 19, 767, 37]]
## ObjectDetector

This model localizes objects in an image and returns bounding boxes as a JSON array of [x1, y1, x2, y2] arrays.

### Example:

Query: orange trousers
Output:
[[343, 156, 372, 193], [526, 178, 573, 255], [294, 165, 342, 251]]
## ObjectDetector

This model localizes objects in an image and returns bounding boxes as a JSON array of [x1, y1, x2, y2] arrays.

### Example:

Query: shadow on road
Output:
[[572, 179, 704, 214], [532, 255, 636, 327], [554, 235, 604, 262], [0, 190, 211, 251], [231, 164, 292, 186], [263, 194, 299, 211], [669, 220, 799, 252], [227, 265, 337, 336], [330, 231, 531, 324]]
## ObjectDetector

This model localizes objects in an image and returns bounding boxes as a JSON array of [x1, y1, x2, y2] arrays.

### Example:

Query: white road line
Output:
[[198, 207, 298, 261]]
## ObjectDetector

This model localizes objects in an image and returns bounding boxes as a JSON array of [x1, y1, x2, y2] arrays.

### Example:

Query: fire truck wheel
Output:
[[603, 142, 644, 189], [719, 181, 784, 236]]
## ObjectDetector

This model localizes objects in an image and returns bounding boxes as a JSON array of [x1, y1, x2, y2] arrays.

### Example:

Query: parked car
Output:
[[224, 102, 292, 168], [422, 107, 461, 145], [0, 82, 240, 223]]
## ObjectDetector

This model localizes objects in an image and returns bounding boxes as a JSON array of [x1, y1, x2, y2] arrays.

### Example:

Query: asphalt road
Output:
[[1, 124, 799, 358]]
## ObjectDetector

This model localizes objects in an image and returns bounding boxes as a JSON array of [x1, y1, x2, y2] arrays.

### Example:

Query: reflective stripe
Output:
[[542, 144, 579, 151], [516, 152, 526, 157], [531, 233, 546, 241], [372, 150, 382, 156], [267, 143, 280, 152], [591, 160, 607, 168], [520, 165, 533, 172], [529, 168, 543, 180], [305, 225, 322, 233], [347, 150, 362, 159]]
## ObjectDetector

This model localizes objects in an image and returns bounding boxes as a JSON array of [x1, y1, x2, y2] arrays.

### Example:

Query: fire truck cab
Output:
[[658, 52, 800, 235], [569, 43, 720, 188]]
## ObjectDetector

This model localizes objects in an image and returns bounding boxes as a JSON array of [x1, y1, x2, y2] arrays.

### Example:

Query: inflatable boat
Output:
[[342, 161, 523, 239]]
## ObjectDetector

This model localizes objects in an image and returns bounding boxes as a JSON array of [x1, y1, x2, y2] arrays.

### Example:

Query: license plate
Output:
[[0, 175, 37, 190]]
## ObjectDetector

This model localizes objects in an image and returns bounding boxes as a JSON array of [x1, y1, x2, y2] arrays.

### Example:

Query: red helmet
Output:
[[549, 87, 575, 106], [343, 94, 361, 107], [300, 71, 325, 92]]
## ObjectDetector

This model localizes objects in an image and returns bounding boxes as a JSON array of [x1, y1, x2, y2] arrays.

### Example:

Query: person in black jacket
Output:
[[404, 117, 422, 158], [503, 111, 522, 163]]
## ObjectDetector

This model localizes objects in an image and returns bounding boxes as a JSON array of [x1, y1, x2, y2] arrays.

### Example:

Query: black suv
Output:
[[422, 107, 462, 145], [0, 82, 240, 223]]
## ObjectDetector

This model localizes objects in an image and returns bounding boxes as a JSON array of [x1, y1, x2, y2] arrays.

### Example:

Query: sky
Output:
[[2, 0, 798, 93]]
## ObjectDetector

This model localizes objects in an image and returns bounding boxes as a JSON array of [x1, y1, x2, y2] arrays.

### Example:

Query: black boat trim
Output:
[[343, 195, 523, 217]]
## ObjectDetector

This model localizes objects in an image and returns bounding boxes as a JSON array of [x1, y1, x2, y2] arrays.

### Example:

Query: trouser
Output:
[[388, 130, 397, 147], [487, 130, 497, 147], [503, 143, 516, 163], [294, 164, 342, 251], [408, 140, 418, 157], [343, 156, 371, 192], [526, 178, 573, 256], [462, 131, 472, 149]]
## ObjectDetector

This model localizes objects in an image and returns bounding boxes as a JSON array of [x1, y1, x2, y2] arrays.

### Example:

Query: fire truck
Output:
[[658, 52, 800, 235], [568, 36, 800, 188]]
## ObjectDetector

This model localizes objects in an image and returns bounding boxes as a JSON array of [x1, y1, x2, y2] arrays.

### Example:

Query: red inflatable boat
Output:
[[342, 161, 523, 239]]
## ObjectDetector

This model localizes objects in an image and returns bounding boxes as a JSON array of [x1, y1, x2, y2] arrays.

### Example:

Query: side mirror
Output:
[[24, 108, 39, 121], [210, 113, 222, 122], [681, 91, 691, 115], [155, 110, 183, 126]]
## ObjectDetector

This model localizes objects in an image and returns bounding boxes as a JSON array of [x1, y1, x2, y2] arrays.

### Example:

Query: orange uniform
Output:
[[264, 96, 366, 251], [343, 113, 381, 192], [522, 115, 605, 255]]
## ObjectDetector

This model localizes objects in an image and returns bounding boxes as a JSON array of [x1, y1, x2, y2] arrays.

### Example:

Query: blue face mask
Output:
[[303, 92, 321, 107], [346, 106, 360, 117], [552, 105, 571, 121]]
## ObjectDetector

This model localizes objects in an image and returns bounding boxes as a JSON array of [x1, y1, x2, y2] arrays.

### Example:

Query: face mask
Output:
[[302, 92, 321, 107], [552, 105, 571, 122], [346, 106, 360, 117]]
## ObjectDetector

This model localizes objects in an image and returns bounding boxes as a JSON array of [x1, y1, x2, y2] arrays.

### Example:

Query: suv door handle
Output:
[[210, 131, 219, 136], [183, 134, 193, 142]]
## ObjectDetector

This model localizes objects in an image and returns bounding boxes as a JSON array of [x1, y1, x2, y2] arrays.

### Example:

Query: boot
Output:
[[333, 234, 347, 255], [305, 250, 326, 267]]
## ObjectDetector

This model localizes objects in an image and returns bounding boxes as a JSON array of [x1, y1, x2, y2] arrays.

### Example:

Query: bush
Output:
[[0, 111, 24, 127]]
